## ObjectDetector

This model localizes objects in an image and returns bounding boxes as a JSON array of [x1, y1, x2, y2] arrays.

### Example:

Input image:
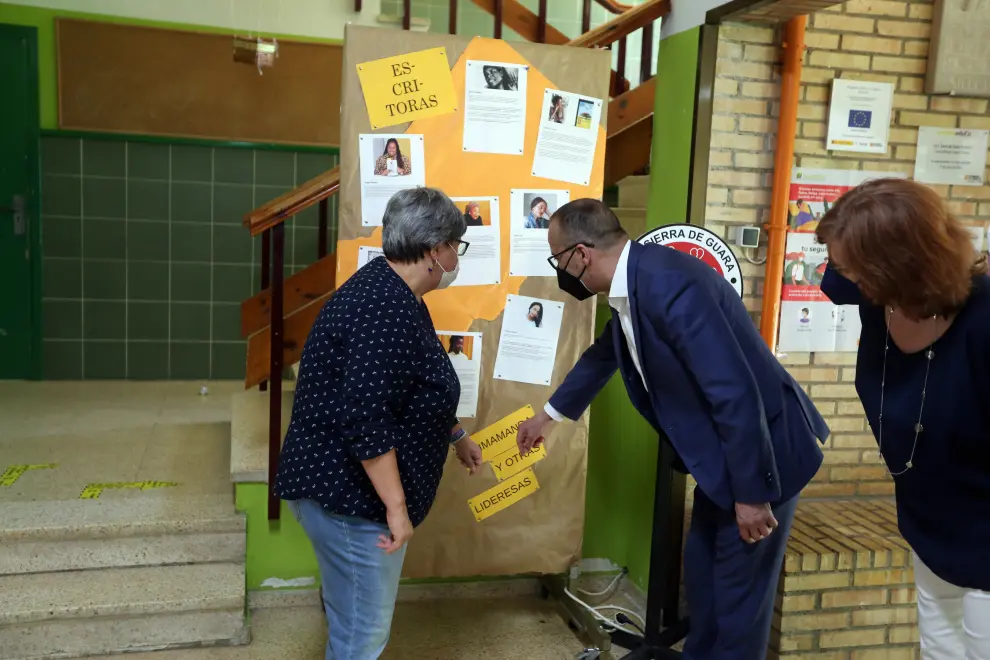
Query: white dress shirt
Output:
[[545, 240, 645, 422]]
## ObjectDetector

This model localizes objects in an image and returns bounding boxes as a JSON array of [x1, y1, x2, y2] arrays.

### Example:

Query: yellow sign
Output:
[[468, 468, 539, 522], [356, 47, 457, 130], [0, 463, 57, 487], [79, 480, 178, 500], [476, 405, 535, 462], [490, 443, 547, 482]]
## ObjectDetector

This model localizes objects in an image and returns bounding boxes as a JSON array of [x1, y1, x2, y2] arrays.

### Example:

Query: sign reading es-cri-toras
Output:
[[637, 224, 744, 298], [356, 47, 458, 130]]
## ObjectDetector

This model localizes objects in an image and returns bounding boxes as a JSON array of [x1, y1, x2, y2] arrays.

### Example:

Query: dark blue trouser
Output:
[[682, 488, 799, 660]]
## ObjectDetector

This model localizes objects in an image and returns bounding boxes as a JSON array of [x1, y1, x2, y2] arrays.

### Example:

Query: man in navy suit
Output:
[[517, 199, 829, 660]]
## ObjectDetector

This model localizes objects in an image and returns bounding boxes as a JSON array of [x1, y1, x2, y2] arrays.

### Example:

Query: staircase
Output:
[[0, 382, 249, 658]]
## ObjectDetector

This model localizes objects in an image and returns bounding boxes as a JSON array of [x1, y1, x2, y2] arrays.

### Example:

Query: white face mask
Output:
[[434, 244, 460, 289], [435, 258, 460, 289]]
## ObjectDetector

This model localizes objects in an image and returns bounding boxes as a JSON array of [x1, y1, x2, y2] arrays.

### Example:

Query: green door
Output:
[[0, 24, 41, 380]]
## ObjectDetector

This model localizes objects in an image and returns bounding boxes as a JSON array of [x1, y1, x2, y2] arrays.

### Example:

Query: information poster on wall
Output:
[[914, 127, 989, 186], [826, 79, 893, 154], [493, 295, 564, 386], [436, 331, 483, 418], [450, 196, 501, 286], [509, 189, 570, 276], [788, 168, 907, 233], [357, 245, 384, 268], [359, 134, 427, 226], [778, 233, 861, 353], [462, 61, 528, 155], [532, 89, 603, 185]]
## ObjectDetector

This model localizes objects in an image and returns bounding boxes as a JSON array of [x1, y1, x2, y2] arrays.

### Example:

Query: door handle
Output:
[[0, 195, 26, 236]]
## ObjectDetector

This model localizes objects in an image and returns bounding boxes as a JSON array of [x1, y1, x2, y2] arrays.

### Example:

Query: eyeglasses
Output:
[[547, 243, 594, 270], [449, 240, 470, 256]]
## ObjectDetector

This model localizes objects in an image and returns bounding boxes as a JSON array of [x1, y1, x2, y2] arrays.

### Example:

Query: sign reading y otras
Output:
[[356, 47, 458, 130], [466, 405, 548, 521]]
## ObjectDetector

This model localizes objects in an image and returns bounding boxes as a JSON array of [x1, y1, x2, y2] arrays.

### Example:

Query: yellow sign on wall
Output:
[[357, 47, 458, 130], [490, 443, 546, 482], [468, 468, 539, 522], [476, 405, 535, 462]]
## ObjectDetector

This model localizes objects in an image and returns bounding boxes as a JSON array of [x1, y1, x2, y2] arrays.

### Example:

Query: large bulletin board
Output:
[[56, 19, 342, 146], [337, 25, 611, 579]]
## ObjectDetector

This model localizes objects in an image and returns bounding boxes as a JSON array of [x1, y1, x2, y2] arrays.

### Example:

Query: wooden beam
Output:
[[243, 166, 340, 237], [607, 77, 655, 138], [241, 253, 337, 338], [604, 117, 652, 187], [245, 293, 331, 389], [567, 0, 670, 49]]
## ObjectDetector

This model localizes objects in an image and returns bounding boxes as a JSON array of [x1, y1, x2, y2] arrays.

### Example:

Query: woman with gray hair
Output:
[[275, 187, 483, 660]]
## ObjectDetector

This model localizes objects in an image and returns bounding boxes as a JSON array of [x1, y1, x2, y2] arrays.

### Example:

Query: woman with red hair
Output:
[[816, 178, 990, 659]]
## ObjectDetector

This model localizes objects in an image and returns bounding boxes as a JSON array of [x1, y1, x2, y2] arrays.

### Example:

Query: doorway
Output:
[[0, 24, 41, 379]]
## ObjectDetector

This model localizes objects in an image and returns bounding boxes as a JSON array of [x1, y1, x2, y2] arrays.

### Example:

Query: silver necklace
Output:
[[877, 309, 939, 477]]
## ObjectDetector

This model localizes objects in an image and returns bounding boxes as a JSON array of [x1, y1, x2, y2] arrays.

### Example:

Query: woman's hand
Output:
[[378, 504, 414, 555], [454, 437, 484, 475]]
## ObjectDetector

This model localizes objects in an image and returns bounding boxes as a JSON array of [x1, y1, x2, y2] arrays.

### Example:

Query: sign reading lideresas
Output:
[[356, 47, 458, 130], [466, 405, 548, 522]]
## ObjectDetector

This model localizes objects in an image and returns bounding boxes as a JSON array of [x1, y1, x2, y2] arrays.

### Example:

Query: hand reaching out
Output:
[[516, 411, 552, 455]]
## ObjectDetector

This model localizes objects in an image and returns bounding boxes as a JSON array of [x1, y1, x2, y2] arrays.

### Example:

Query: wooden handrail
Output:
[[595, 0, 634, 14], [567, 0, 669, 49], [470, 0, 569, 44], [243, 166, 341, 237]]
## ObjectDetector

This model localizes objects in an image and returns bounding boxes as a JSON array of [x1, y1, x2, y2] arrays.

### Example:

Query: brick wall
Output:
[[705, 0, 990, 498]]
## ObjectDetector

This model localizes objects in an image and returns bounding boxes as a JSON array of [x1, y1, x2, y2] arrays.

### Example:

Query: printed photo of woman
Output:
[[374, 138, 411, 177], [548, 94, 565, 124], [463, 202, 484, 227], [527, 302, 544, 328], [483, 65, 518, 91], [525, 197, 550, 229]]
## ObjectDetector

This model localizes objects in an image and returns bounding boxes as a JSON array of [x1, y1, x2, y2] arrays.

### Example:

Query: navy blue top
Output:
[[275, 257, 460, 527], [822, 267, 990, 590]]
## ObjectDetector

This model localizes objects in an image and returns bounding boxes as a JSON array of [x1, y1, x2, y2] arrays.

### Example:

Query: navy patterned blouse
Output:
[[275, 257, 461, 527]]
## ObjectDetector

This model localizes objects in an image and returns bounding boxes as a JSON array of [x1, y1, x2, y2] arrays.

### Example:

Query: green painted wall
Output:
[[646, 27, 700, 229], [0, 4, 341, 129], [583, 27, 701, 591], [236, 484, 320, 591]]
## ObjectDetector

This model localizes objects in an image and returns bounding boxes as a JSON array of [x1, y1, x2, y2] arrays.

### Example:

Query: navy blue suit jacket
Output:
[[549, 241, 829, 510]]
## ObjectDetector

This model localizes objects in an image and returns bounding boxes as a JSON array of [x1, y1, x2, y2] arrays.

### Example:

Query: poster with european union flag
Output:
[[826, 79, 893, 154]]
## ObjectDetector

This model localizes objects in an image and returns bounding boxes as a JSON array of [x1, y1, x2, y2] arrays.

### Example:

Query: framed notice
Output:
[[826, 79, 893, 154], [914, 127, 989, 186]]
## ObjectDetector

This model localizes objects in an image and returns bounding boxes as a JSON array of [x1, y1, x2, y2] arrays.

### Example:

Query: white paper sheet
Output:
[[967, 225, 986, 254], [462, 61, 528, 155], [437, 331, 483, 418], [915, 127, 989, 186], [532, 89, 603, 186], [493, 295, 564, 387], [449, 197, 501, 286], [359, 134, 426, 226], [357, 245, 385, 268], [825, 79, 893, 154], [509, 189, 570, 277]]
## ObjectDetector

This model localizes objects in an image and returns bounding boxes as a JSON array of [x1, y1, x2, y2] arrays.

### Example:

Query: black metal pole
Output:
[[318, 199, 328, 260], [267, 223, 285, 521], [260, 228, 271, 392]]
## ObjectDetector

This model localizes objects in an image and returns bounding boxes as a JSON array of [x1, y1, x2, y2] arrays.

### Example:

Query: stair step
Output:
[[230, 389, 294, 484], [0, 495, 245, 575], [0, 564, 247, 659]]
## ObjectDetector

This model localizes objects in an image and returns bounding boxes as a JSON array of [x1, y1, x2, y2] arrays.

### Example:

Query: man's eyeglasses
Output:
[[547, 243, 594, 270]]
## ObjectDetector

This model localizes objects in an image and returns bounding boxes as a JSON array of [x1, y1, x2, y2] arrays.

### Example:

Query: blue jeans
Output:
[[290, 499, 407, 660]]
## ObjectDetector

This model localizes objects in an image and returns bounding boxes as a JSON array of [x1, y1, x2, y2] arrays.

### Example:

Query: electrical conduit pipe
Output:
[[760, 15, 807, 352]]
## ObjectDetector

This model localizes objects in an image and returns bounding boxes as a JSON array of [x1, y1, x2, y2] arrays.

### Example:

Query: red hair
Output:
[[815, 178, 987, 318]]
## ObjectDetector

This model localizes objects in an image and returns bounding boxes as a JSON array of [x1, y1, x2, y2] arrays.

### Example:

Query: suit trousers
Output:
[[682, 488, 798, 660]]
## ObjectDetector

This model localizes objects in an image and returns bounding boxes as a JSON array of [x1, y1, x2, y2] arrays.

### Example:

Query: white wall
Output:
[[660, 0, 735, 38], [4, 0, 382, 40]]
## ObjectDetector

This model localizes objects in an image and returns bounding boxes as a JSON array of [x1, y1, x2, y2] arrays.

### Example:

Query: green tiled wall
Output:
[[40, 135, 339, 380]]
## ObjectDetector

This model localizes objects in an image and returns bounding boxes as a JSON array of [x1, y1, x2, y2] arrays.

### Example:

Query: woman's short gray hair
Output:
[[381, 187, 466, 264]]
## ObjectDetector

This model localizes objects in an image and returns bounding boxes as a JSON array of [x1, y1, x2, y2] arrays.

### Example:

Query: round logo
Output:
[[636, 224, 744, 298]]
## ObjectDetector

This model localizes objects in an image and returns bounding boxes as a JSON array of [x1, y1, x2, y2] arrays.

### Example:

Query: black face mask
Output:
[[556, 266, 595, 301]]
